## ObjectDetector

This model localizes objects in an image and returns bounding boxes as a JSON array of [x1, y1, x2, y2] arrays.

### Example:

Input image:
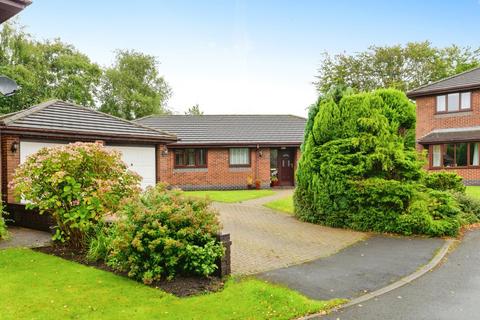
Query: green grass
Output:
[[0, 249, 342, 320], [466, 186, 480, 200], [263, 195, 294, 215], [184, 189, 275, 203]]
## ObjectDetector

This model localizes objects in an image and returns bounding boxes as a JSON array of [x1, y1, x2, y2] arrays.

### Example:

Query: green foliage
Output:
[[295, 89, 469, 237], [0, 22, 101, 113], [99, 50, 171, 120], [185, 104, 203, 115], [0, 205, 7, 240], [316, 41, 480, 94], [106, 185, 223, 284], [452, 192, 480, 221], [424, 172, 466, 193], [12, 142, 141, 247]]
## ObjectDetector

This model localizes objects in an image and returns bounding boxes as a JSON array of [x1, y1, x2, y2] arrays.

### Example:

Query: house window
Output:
[[431, 143, 480, 168], [436, 92, 471, 113], [447, 93, 459, 112], [229, 148, 250, 166], [461, 92, 471, 110], [436, 95, 446, 112], [432, 145, 441, 167], [174, 148, 207, 168], [470, 143, 480, 166]]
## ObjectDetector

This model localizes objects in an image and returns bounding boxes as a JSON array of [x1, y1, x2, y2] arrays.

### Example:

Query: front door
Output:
[[278, 149, 294, 186]]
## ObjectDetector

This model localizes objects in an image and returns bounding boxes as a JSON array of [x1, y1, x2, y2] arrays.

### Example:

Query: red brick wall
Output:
[[416, 89, 480, 151], [1, 135, 20, 203], [416, 89, 480, 183], [157, 147, 272, 190]]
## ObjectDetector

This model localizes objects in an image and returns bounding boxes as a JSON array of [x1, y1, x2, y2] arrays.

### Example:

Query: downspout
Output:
[[255, 144, 259, 185]]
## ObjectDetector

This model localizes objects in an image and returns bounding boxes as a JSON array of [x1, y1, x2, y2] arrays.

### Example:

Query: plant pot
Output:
[[255, 181, 261, 190]]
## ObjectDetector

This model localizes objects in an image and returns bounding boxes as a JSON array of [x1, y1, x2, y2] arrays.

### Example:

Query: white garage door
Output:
[[20, 141, 156, 190], [20, 141, 68, 164], [106, 145, 156, 190]]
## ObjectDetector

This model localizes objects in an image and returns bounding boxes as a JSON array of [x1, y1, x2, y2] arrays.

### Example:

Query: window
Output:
[[436, 92, 471, 113], [432, 145, 441, 167], [436, 95, 446, 112], [470, 143, 479, 166], [432, 143, 480, 168], [447, 93, 459, 112], [174, 148, 207, 168], [229, 148, 250, 166], [461, 92, 471, 110]]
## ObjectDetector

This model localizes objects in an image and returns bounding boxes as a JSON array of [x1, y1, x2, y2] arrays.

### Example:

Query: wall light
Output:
[[10, 141, 18, 153]]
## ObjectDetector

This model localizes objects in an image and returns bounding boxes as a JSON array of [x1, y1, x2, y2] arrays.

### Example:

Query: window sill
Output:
[[434, 110, 472, 118], [174, 167, 208, 173], [430, 166, 480, 170]]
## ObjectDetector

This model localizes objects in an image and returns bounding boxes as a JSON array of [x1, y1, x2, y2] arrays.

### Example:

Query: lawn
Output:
[[184, 189, 275, 203], [0, 249, 342, 320], [466, 186, 480, 200], [263, 195, 294, 215]]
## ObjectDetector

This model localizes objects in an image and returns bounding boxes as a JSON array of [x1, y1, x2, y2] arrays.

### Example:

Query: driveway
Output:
[[322, 229, 480, 320], [259, 235, 445, 300], [214, 190, 366, 274]]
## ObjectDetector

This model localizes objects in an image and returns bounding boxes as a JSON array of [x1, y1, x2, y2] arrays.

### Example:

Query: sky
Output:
[[14, 0, 480, 117]]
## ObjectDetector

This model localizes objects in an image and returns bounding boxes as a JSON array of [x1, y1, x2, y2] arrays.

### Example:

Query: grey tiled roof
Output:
[[418, 126, 480, 144], [136, 114, 307, 145], [407, 67, 480, 98], [0, 100, 177, 141]]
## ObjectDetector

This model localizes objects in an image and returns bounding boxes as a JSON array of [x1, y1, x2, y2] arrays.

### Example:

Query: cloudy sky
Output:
[[16, 0, 480, 116]]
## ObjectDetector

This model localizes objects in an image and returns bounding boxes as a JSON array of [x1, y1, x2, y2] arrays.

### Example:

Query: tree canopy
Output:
[[0, 22, 171, 119], [316, 42, 480, 94], [98, 50, 171, 120], [294, 88, 477, 236], [185, 104, 203, 115], [0, 22, 101, 113]]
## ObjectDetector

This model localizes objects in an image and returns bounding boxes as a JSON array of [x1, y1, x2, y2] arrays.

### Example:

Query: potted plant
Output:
[[246, 176, 254, 189], [270, 175, 279, 187], [255, 179, 261, 190]]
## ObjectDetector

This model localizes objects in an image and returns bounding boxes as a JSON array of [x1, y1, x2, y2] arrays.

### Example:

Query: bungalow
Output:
[[136, 114, 306, 190], [0, 0, 30, 24], [0, 100, 177, 229], [407, 66, 480, 184]]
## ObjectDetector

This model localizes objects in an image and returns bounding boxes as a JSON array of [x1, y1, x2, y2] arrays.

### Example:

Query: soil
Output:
[[35, 245, 225, 297]]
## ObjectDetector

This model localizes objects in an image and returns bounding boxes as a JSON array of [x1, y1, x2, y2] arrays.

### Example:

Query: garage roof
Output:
[[0, 100, 177, 142], [136, 114, 307, 146], [407, 67, 480, 98]]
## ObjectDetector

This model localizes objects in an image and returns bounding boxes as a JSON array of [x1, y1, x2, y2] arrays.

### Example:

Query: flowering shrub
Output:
[[12, 142, 141, 247], [106, 184, 224, 284]]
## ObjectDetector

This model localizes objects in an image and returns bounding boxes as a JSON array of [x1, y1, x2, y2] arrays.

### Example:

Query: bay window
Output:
[[431, 143, 480, 168], [174, 148, 207, 168], [229, 148, 250, 167]]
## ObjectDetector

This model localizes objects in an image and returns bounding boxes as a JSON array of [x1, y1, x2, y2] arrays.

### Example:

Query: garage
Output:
[[0, 100, 177, 230], [106, 145, 156, 189]]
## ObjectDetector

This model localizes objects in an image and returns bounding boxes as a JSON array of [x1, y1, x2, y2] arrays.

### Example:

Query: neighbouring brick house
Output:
[[407, 66, 480, 185], [136, 115, 306, 190]]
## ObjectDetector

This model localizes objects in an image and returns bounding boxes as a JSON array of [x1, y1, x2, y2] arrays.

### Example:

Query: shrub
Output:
[[295, 88, 468, 237], [106, 184, 224, 284], [0, 205, 7, 240], [11, 142, 141, 247], [423, 172, 466, 193], [451, 192, 480, 223]]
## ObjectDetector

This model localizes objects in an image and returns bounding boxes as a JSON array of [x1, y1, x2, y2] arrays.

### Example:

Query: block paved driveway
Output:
[[214, 190, 366, 275]]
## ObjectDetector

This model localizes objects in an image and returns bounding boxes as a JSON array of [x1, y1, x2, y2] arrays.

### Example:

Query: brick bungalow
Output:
[[407, 66, 480, 185], [0, 100, 177, 229], [136, 114, 306, 190]]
